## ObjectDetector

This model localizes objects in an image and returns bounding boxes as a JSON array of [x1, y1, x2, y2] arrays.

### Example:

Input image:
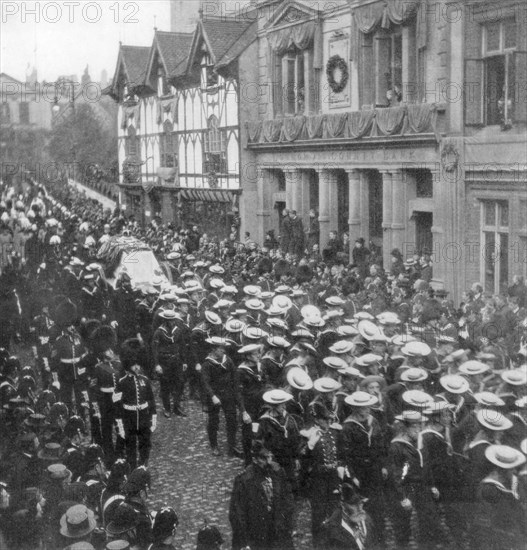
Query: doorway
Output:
[[414, 211, 433, 255]]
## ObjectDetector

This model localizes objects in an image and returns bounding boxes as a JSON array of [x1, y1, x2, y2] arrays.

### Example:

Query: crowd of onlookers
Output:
[[0, 179, 526, 550]]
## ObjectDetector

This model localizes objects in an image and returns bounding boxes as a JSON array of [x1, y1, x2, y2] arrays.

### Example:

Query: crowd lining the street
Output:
[[0, 179, 526, 550]]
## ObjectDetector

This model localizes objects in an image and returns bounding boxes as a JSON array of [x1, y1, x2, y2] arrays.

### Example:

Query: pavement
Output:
[[147, 387, 314, 550], [67, 179, 117, 211]]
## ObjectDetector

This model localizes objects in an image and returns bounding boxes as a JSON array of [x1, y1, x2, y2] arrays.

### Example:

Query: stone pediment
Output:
[[265, 1, 319, 30]]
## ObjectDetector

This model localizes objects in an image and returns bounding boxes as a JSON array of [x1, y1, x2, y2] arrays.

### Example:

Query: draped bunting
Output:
[[247, 102, 440, 145], [121, 103, 141, 130], [305, 114, 325, 139], [374, 105, 408, 136], [246, 121, 262, 143], [262, 119, 283, 142], [281, 116, 305, 142], [267, 20, 316, 55], [347, 109, 376, 138], [324, 113, 348, 138], [407, 103, 438, 140], [156, 97, 178, 125], [350, 0, 423, 60]]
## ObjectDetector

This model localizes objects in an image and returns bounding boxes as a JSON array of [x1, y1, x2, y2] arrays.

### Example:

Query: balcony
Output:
[[246, 103, 446, 150]]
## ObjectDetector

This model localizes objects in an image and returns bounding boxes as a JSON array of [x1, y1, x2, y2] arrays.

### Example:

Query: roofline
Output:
[[0, 72, 24, 85], [216, 20, 258, 69]]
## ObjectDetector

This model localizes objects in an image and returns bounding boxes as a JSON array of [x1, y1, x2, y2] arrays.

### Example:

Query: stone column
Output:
[[318, 169, 339, 248], [347, 169, 362, 254], [381, 170, 393, 268], [391, 169, 406, 254], [284, 169, 296, 210], [256, 169, 274, 244]]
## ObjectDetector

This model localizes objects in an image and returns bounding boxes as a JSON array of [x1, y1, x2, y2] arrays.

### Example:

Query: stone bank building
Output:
[[243, 0, 526, 301]]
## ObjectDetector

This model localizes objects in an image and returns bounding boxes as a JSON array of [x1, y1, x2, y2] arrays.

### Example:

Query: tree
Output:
[[49, 102, 117, 184]]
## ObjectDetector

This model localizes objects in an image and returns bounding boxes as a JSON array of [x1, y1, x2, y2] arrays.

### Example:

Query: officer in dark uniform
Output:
[[136, 287, 157, 377], [114, 338, 157, 469], [299, 401, 346, 549], [201, 337, 242, 457], [89, 325, 125, 465], [49, 300, 87, 412], [79, 272, 105, 319]]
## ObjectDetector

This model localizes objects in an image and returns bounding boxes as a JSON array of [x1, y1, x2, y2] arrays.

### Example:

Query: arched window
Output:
[[160, 120, 177, 168], [203, 115, 227, 176]]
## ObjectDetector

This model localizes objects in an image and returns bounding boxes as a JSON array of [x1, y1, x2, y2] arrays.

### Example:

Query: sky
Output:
[[0, 0, 172, 83]]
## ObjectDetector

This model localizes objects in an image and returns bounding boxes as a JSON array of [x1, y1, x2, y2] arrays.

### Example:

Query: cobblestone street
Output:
[[147, 385, 315, 550]]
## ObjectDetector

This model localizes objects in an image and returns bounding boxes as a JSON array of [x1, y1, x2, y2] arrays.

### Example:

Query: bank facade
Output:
[[244, 0, 526, 301]]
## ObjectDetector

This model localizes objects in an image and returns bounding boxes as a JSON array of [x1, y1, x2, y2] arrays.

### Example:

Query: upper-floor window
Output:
[[201, 54, 218, 91], [483, 19, 517, 126], [19, 102, 30, 124], [203, 115, 227, 174], [125, 125, 139, 158], [157, 67, 171, 97], [160, 120, 177, 168], [465, 16, 526, 127], [283, 48, 305, 115], [360, 27, 403, 107]]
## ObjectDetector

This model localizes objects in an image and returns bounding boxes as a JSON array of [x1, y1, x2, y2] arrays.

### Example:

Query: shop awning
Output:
[[177, 187, 240, 203]]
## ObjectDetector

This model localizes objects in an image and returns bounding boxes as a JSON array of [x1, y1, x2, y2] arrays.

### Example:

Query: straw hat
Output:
[[485, 445, 526, 469], [344, 391, 378, 408], [286, 367, 313, 391], [262, 389, 293, 405], [329, 340, 355, 354], [474, 392, 505, 407], [458, 360, 490, 376], [476, 409, 513, 431], [395, 410, 427, 423], [313, 377, 342, 393], [402, 390, 435, 408], [440, 374, 470, 394], [501, 369, 527, 386], [401, 341, 431, 357], [357, 320, 383, 341], [400, 367, 428, 383], [322, 356, 348, 370], [354, 353, 383, 367]]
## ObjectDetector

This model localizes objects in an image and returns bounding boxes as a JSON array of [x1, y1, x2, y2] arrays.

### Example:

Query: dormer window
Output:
[[157, 67, 171, 97], [201, 54, 218, 91]]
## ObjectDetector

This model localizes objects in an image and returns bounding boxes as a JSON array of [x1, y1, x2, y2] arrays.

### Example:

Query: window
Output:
[[201, 54, 218, 91], [415, 169, 433, 198], [125, 125, 139, 158], [481, 200, 509, 294], [203, 116, 227, 175], [157, 67, 171, 97], [273, 45, 315, 117], [375, 29, 403, 106], [160, 120, 177, 168], [19, 102, 30, 124], [483, 19, 517, 126], [0, 103, 10, 124], [283, 48, 305, 115]]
